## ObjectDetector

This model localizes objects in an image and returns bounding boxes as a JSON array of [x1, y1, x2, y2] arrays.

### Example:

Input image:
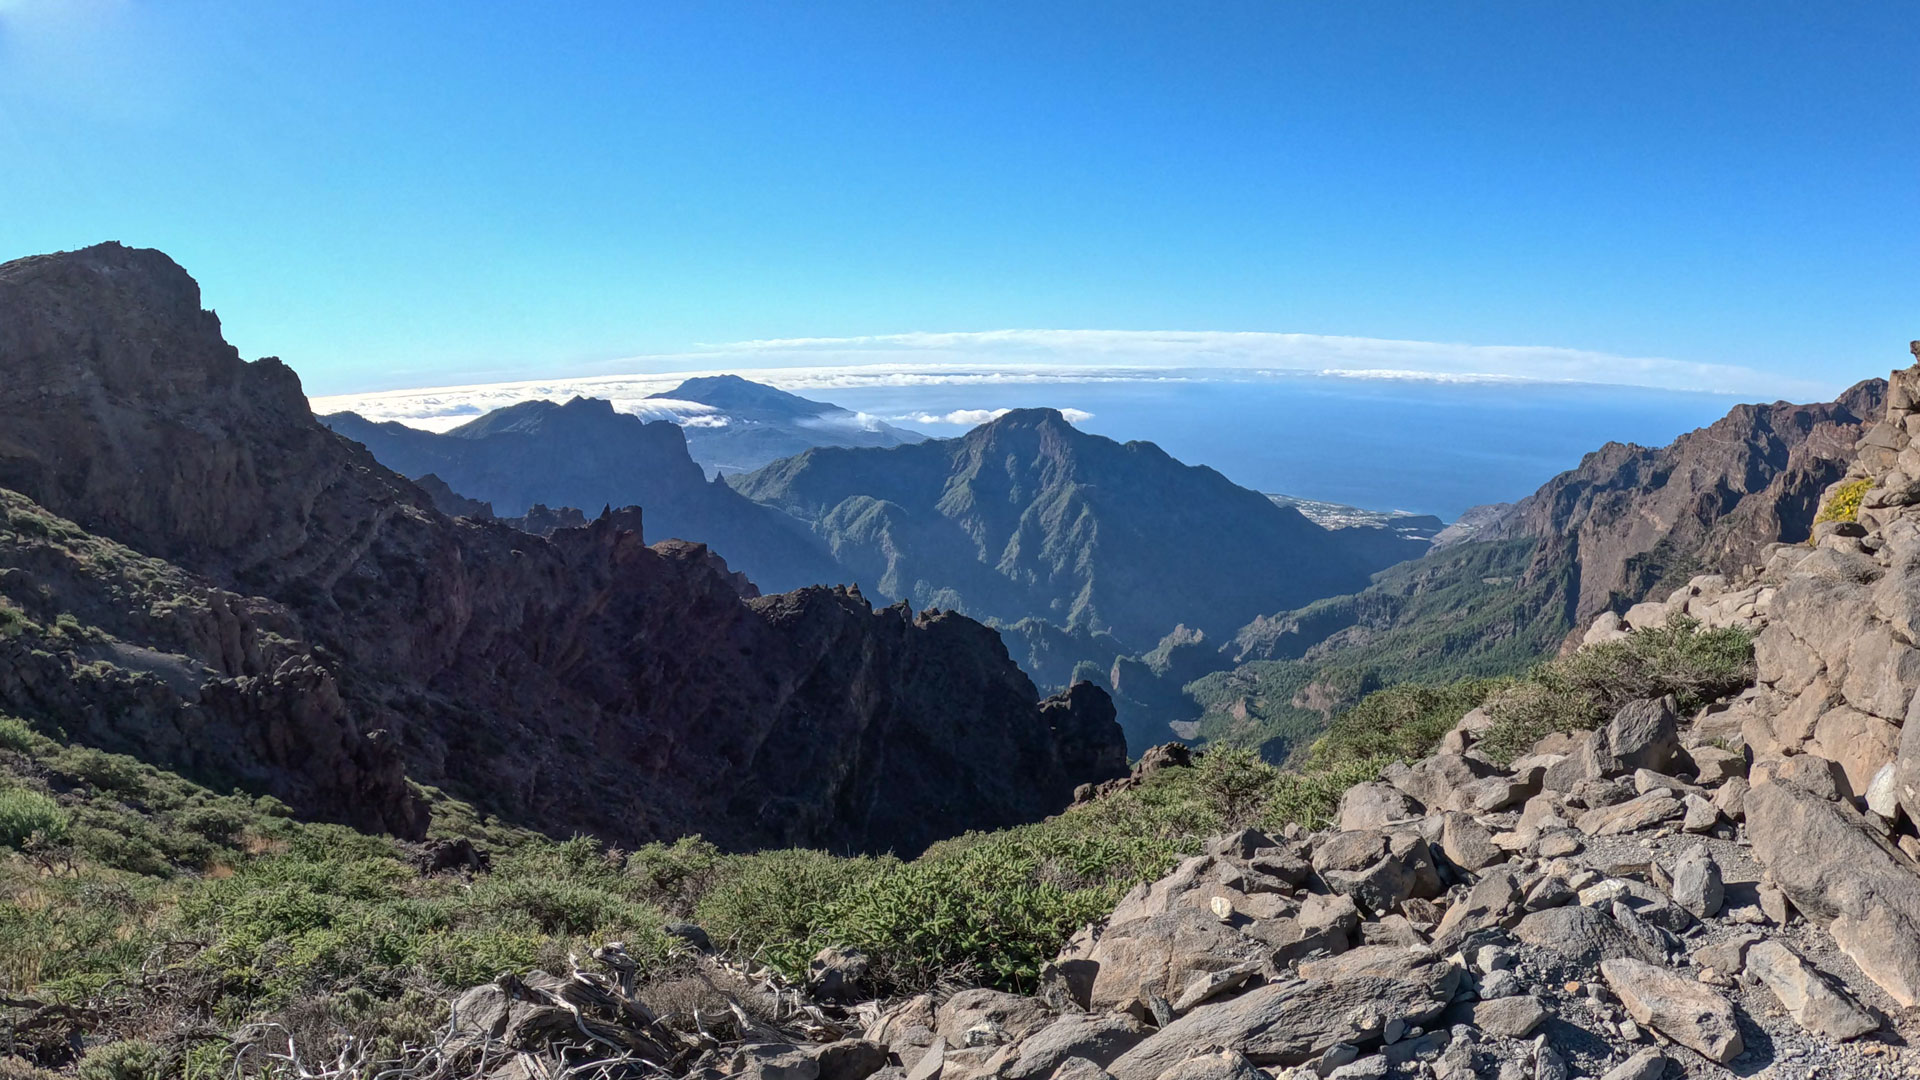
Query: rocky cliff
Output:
[[0, 243, 1126, 854]]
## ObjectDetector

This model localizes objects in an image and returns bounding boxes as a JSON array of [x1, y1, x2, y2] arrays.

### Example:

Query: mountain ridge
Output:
[[729, 407, 1379, 650]]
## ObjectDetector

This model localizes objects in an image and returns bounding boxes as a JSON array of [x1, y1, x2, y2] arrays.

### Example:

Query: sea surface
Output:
[[820, 375, 1757, 520]]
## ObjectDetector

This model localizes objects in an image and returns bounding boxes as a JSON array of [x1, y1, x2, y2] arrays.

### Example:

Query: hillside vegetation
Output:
[[0, 618, 1752, 1078]]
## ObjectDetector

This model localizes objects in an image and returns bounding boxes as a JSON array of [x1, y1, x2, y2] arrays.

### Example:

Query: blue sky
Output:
[[1, 1, 1915, 397]]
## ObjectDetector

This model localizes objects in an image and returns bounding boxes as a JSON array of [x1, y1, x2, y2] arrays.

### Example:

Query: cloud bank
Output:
[[309, 328, 1832, 432]]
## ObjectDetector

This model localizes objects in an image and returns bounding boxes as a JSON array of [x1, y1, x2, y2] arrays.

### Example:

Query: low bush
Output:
[[0, 788, 69, 850]]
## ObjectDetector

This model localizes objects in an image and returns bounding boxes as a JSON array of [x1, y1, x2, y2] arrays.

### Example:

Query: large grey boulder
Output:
[[1511, 906, 1660, 964], [1142, 1050, 1264, 1080], [1382, 754, 1495, 812], [1104, 968, 1455, 1078], [1746, 777, 1920, 1006], [935, 989, 1053, 1047], [1337, 782, 1423, 832], [1744, 941, 1879, 1041], [1002, 1015, 1146, 1080], [1074, 908, 1272, 1015], [1669, 846, 1724, 919], [1574, 790, 1682, 836], [1606, 696, 1683, 774], [1599, 958, 1743, 1063]]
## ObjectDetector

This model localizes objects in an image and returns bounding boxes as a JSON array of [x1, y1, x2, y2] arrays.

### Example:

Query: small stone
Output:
[[1381, 1017, 1406, 1044], [1209, 895, 1234, 921], [1478, 970, 1522, 999], [1532, 1034, 1570, 1080], [1535, 831, 1582, 858], [1680, 794, 1719, 833], [1757, 883, 1792, 926], [1597, 1048, 1666, 1080], [1475, 945, 1514, 973]]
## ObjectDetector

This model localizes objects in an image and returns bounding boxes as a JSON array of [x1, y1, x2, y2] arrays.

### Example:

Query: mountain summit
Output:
[[649, 374, 923, 475], [731, 407, 1375, 649]]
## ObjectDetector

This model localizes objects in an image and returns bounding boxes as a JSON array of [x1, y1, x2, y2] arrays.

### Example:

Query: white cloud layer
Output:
[[309, 328, 1833, 430]]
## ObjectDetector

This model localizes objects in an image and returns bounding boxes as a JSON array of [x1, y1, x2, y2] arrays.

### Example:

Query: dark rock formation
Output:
[[0, 242, 1126, 853]]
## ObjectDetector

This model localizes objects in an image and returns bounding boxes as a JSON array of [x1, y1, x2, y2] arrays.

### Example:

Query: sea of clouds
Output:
[[308, 329, 1829, 432]]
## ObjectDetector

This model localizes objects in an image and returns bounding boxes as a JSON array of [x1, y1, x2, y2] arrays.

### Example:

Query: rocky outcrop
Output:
[[0, 243, 1126, 853]]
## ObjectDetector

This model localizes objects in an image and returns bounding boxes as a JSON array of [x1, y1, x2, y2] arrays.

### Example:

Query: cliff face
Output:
[[0, 243, 1126, 854], [1483, 381, 1886, 635], [731, 409, 1375, 650]]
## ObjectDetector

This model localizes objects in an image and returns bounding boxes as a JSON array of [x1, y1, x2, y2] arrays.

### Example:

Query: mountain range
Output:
[[0, 242, 1126, 855]]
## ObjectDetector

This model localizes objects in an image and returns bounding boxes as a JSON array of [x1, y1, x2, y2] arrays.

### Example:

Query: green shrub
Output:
[[1476, 615, 1754, 762], [76, 1040, 169, 1080], [1194, 747, 1280, 826], [0, 788, 69, 849], [1309, 678, 1507, 769], [697, 848, 885, 963]]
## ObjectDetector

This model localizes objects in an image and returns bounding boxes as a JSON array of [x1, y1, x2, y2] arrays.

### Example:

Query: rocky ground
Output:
[[407, 686, 1918, 1080]]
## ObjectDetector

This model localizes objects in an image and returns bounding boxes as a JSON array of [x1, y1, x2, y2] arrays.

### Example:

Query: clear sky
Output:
[[1, 1, 1915, 396]]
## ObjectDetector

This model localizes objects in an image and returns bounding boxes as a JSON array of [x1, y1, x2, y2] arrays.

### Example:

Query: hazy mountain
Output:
[[321, 397, 845, 593], [649, 374, 924, 476], [729, 408, 1377, 650]]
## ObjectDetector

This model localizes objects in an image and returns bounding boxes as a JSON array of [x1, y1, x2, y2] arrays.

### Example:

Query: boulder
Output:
[[1599, 958, 1742, 1063], [1104, 972, 1456, 1078], [1438, 814, 1503, 872], [1606, 696, 1682, 774], [1511, 906, 1660, 964], [1261, 892, 1359, 965], [1574, 790, 1682, 836], [1076, 909, 1272, 1015], [1432, 871, 1519, 948], [935, 989, 1052, 1047], [1382, 754, 1494, 813], [1596, 1049, 1666, 1080], [1142, 1050, 1264, 1080], [1746, 777, 1920, 1005], [1669, 846, 1724, 919], [1471, 995, 1546, 1039], [1687, 746, 1746, 786], [1002, 1015, 1147, 1080], [1743, 940, 1879, 1041], [1337, 783, 1424, 832]]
